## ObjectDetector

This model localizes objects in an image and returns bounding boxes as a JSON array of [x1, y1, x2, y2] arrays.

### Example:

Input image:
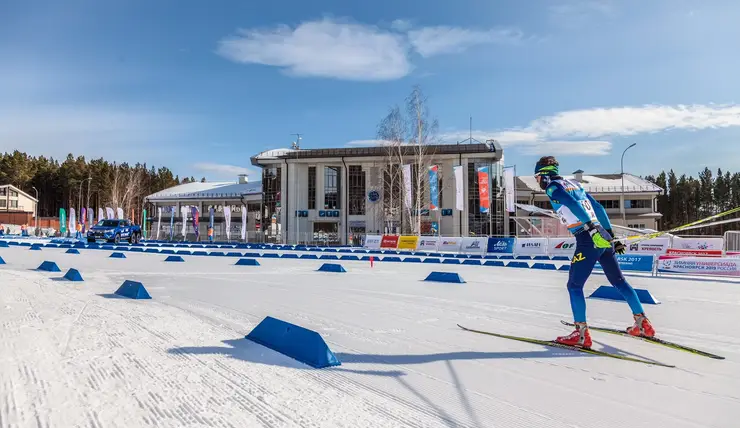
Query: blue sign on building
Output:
[[486, 237, 515, 254]]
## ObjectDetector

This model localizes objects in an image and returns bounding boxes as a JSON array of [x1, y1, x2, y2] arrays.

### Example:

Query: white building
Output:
[[144, 175, 262, 241], [515, 170, 663, 235], [250, 142, 505, 245], [0, 184, 38, 226]]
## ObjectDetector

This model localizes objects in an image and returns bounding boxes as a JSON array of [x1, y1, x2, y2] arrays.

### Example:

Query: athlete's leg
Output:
[[598, 247, 644, 315], [566, 233, 600, 323]]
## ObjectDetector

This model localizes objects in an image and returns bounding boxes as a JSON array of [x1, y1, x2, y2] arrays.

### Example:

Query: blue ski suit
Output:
[[545, 178, 644, 322]]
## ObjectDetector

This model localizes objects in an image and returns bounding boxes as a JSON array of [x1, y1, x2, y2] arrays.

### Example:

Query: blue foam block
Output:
[[499, 255, 514, 260], [507, 261, 530, 268], [30, 245, 42, 251], [553, 256, 570, 261], [165, 255, 184, 262], [129, 247, 144, 252], [262, 253, 280, 258], [531, 263, 557, 270], [160, 249, 175, 254], [37, 261, 61, 272], [423, 258, 441, 263], [317, 263, 346, 273], [462, 259, 482, 265], [442, 259, 461, 264], [454, 254, 469, 259], [0, 256, 5, 264], [319, 254, 339, 260], [484, 260, 505, 267], [0, 241, 8, 247], [589, 285, 660, 304], [515, 256, 532, 260], [66, 249, 80, 254], [281, 253, 299, 259], [300, 254, 319, 259], [559, 265, 571, 271], [110, 252, 127, 259], [424, 271, 465, 283], [403, 257, 422, 263], [381, 256, 402, 262], [209, 251, 225, 257], [114, 280, 152, 299], [236, 258, 261, 266], [145, 248, 160, 253], [192, 251, 208, 256], [177, 250, 193, 255], [227, 252, 243, 257], [533, 256, 551, 260], [245, 316, 341, 368], [340, 255, 360, 261], [63, 268, 84, 282]]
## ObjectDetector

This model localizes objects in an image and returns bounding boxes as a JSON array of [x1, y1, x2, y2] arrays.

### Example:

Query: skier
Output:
[[534, 156, 655, 348]]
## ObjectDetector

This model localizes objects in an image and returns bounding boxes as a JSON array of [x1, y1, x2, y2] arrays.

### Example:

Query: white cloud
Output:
[[549, 0, 616, 29], [217, 18, 411, 81], [217, 18, 527, 80], [520, 141, 612, 156], [407, 26, 523, 57], [193, 163, 257, 180]]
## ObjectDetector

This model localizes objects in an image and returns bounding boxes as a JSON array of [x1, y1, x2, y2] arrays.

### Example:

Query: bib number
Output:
[[580, 200, 597, 221]]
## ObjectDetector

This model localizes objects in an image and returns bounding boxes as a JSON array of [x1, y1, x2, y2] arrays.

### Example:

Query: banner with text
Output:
[[454, 166, 464, 211], [477, 166, 490, 214], [548, 238, 577, 256], [429, 165, 439, 211], [627, 237, 670, 254], [461, 237, 487, 254], [438, 237, 463, 253], [503, 166, 515, 213], [364, 234, 382, 249], [486, 237, 515, 254], [666, 248, 722, 257], [381, 235, 400, 249], [402, 164, 412, 210], [417, 237, 439, 252], [515, 237, 548, 255], [671, 237, 724, 250], [397, 235, 420, 250], [657, 256, 740, 276], [597, 254, 655, 272]]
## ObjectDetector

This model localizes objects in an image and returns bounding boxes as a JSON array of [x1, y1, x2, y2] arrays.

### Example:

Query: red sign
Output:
[[666, 248, 722, 257], [478, 168, 489, 212], [380, 235, 399, 249]]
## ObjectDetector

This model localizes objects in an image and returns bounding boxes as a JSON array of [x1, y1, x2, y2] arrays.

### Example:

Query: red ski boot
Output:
[[556, 322, 592, 348], [626, 313, 655, 338]]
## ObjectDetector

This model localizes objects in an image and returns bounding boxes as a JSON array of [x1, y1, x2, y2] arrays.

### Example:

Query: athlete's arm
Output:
[[546, 182, 594, 225], [586, 192, 612, 230]]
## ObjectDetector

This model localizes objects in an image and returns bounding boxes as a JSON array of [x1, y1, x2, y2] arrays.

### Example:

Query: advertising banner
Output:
[[429, 165, 439, 210], [417, 237, 439, 252], [454, 166, 464, 211], [515, 237, 548, 255], [116, 207, 124, 220], [627, 237, 670, 254], [224, 206, 232, 240], [402, 164, 412, 209], [666, 248, 722, 257], [486, 237, 515, 254], [241, 206, 247, 240], [364, 234, 382, 249], [477, 166, 490, 214], [548, 238, 577, 256], [605, 254, 655, 272], [59, 208, 67, 235], [106, 207, 114, 220], [191, 206, 199, 238], [397, 235, 420, 250], [438, 237, 462, 253], [381, 235, 400, 249], [461, 237, 487, 254], [672, 237, 724, 250], [657, 256, 740, 276], [504, 166, 515, 213], [156, 207, 162, 240]]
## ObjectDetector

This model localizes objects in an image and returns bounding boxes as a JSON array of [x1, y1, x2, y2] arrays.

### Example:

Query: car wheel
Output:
[[114, 234, 120, 244]]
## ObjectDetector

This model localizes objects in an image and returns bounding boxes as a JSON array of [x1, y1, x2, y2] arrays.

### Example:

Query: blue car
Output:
[[87, 219, 142, 244]]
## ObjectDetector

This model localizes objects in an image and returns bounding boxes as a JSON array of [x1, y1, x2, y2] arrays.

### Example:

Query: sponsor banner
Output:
[[487, 237, 515, 254], [666, 248, 722, 257], [241, 206, 247, 240], [627, 237, 670, 254], [453, 165, 464, 211], [417, 237, 439, 252], [402, 164, 412, 209], [548, 238, 577, 255], [380, 235, 400, 249], [429, 165, 439, 210], [657, 256, 740, 276], [672, 237, 724, 250], [596, 254, 655, 272], [397, 235, 420, 250], [477, 166, 489, 214], [364, 234, 382, 249], [726, 251, 740, 258], [461, 237, 487, 254], [515, 237, 548, 255], [438, 237, 462, 253], [503, 166, 515, 213]]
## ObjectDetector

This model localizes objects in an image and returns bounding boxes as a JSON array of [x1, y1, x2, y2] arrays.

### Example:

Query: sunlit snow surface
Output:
[[1, 245, 738, 428]]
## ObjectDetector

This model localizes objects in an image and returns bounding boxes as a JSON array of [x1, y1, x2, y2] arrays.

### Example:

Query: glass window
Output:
[[626, 200, 650, 209], [10, 200, 18, 208], [308, 166, 316, 210], [597, 199, 620, 209], [324, 166, 341, 210], [0, 200, 6, 207], [348, 165, 365, 215], [0, 188, 6, 196], [262, 166, 282, 240], [9, 190, 18, 197], [466, 162, 504, 236]]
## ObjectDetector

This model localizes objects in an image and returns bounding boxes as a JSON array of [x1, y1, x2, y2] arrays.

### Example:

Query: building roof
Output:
[[0, 184, 38, 202], [516, 173, 663, 194], [251, 141, 503, 166], [145, 180, 262, 201]]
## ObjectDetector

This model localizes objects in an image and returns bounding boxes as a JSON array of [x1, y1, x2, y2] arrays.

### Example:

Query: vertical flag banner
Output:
[[117, 207, 124, 220], [180, 206, 189, 237], [224, 206, 232, 240], [453, 165, 464, 211], [130, 208, 135, 223], [106, 207, 114, 219], [191, 206, 199, 239], [241, 205, 247, 241], [478, 166, 490, 214], [429, 165, 439, 210], [69, 208, 76, 234], [80, 208, 86, 233], [156, 207, 162, 240], [503, 166, 516, 213], [98, 208, 104, 223], [402, 164, 412, 209], [169, 207, 175, 240], [88, 207, 94, 229], [142, 209, 147, 238], [60, 208, 67, 235]]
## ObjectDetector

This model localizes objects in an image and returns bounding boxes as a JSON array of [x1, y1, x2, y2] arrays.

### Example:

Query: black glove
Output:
[[606, 228, 626, 254]]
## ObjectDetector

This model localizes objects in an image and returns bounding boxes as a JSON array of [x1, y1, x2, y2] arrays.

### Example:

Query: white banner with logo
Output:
[[98, 207, 105, 223], [658, 256, 740, 276], [671, 237, 724, 251], [461, 237, 487, 254], [503, 166, 515, 213], [106, 207, 114, 220], [180, 206, 189, 236], [515, 237, 549, 255], [241, 205, 247, 240], [69, 208, 76, 233], [402, 164, 412, 209], [438, 237, 462, 252], [116, 207, 124, 220], [156, 207, 162, 240], [363, 234, 382, 249], [454, 165, 464, 211], [548, 237, 577, 255], [224, 206, 232, 240], [417, 237, 439, 252], [627, 237, 670, 254]]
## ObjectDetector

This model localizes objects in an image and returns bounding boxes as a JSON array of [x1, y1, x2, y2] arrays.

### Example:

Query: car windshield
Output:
[[96, 220, 120, 227]]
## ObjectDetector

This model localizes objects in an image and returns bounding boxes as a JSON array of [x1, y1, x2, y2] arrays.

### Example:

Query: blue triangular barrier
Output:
[[422, 258, 441, 263], [559, 265, 571, 271], [403, 257, 422, 263], [300, 254, 319, 259], [484, 260, 505, 267], [319, 254, 339, 260], [261, 253, 280, 258], [281, 254, 299, 259], [63, 268, 84, 282], [227, 252, 243, 257], [37, 261, 61, 272], [110, 252, 127, 259], [462, 259, 482, 266], [0, 241, 8, 247], [589, 285, 660, 305], [442, 259, 461, 264], [0, 256, 5, 264], [245, 316, 341, 368], [235, 258, 260, 266], [531, 263, 557, 270], [507, 261, 530, 268], [165, 255, 184, 262], [340, 255, 360, 261], [317, 263, 346, 273], [30, 245, 42, 251], [424, 271, 465, 283], [65, 249, 80, 254], [114, 280, 152, 299]]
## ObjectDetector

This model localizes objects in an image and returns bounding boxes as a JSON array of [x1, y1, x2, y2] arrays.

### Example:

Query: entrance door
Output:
[[313, 222, 339, 245]]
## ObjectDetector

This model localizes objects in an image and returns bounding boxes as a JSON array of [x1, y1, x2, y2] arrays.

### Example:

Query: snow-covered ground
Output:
[[1, 246, 739, 428]]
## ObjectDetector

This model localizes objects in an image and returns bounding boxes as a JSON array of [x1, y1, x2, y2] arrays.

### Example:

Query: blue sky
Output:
[[2, 0, 740, 181]]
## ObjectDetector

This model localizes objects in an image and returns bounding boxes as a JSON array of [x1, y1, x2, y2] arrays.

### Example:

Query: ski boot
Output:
[[556, 322, 592, 348], [626, 313, 655, 338]]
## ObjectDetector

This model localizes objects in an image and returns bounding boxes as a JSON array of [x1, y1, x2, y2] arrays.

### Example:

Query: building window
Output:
[[308, 166, 316, 210], [348, 165, 365, 215], [262, 166, 281, 238], [9, 190, 18, 197], [534, 200, 551, 209], [625, 200, 650, 209], [0, 200, 6, 208], [324, 166, 341, 209], [10, 200, 18, 208], [0, 188, 6, 196], [598, 199, 620, 209], [628, 223, 647, 229], [467, 162, 505, 236]]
